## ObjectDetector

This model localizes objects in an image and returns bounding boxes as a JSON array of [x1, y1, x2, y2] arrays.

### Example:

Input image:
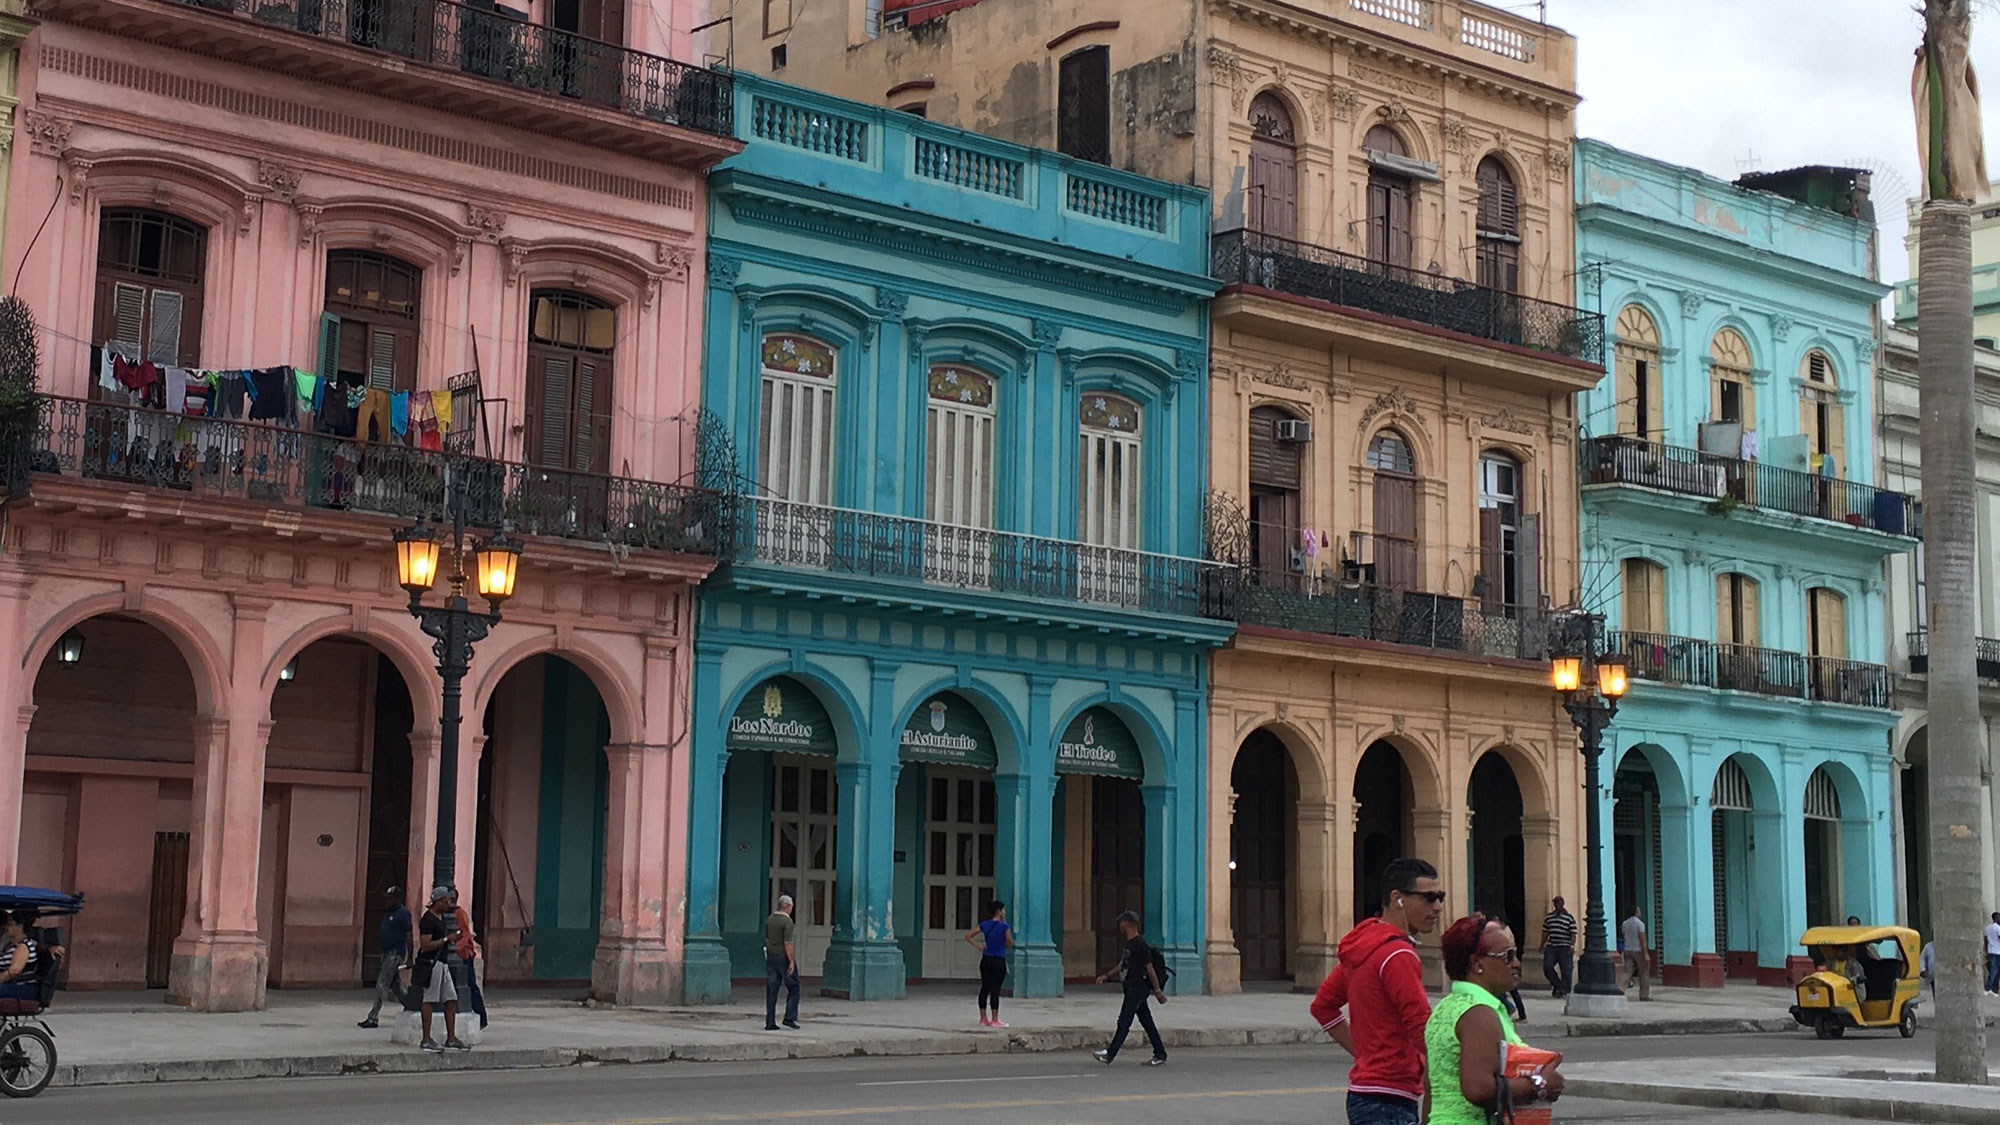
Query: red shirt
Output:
[[1309, 917, 1432, 1103]]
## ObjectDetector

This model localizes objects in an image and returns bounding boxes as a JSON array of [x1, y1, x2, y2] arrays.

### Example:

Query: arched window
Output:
[[758, 333, 838, 504], [1709, 328, 1753, 431], [1800, 348, 1846, 474], [1621, 558, 1665, 635], [1715, 572, 1760, 647], [925, 364, 995, 529], [1248, 92, 1298, 239], [1363, 125, 1413, 269], [1475, 156, 1520, 293], [1366, 429, 1418, 590], [1613, 304, 1660, 440], [1479, 450, 1537, 608], [1078, 393, 1142, 550], [94, 208, 208, 375], [322, 250, 421, 394], [526, 290, 616, 473], [1247, 404, 1302, 579]]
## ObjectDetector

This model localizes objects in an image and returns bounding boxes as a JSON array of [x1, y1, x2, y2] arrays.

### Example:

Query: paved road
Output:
[[9, 1037, 1949, 1124]]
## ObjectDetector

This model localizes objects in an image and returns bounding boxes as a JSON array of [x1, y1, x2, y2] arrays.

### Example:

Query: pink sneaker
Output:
[[990, 1019, 1009, 1028], [979, 1016, 993, 1027]]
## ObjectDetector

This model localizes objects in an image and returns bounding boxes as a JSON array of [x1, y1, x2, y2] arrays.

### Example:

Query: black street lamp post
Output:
[[1551, 612, 1630, 1017], [393, 468, 522, 893]]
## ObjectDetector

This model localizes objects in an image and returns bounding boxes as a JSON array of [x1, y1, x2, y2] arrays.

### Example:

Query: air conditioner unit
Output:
[[1275, 418, 1312, 443]]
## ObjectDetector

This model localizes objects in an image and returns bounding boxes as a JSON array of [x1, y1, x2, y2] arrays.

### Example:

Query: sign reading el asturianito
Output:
[[898, 692, 998, 769]]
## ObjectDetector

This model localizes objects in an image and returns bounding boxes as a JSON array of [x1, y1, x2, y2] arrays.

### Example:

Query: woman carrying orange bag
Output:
[[1424, 914, 1565, 1124]]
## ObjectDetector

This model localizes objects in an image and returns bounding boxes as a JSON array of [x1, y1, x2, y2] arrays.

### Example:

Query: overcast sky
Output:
[[1541, 0, 2000, 284]]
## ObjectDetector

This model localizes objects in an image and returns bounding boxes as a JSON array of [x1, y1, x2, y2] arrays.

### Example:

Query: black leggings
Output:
[[978, 955, 1007, 1011]]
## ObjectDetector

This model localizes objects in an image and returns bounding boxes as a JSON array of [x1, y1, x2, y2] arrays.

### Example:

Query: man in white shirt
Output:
[[1619, 906, 1650, 1001], [1984, 912, 2000, 996]]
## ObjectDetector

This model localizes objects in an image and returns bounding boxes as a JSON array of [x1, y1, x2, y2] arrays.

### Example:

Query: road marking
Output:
[[530, 1085, 1348, 1124], [856, 1073, 1086, 1086]]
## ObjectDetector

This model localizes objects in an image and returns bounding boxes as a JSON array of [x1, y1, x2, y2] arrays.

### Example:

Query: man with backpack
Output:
[[1092, 909, 1169, 1067]]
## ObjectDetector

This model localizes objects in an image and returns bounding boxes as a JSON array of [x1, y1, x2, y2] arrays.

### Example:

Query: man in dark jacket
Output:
[[1309, 857, 1444, 1125], [1092, 910, 1168, 1066], [358, 886, 411, 1029]]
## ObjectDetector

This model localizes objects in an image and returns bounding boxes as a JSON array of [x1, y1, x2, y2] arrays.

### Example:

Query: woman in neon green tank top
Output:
[[1423, 915, 1565, 1124]]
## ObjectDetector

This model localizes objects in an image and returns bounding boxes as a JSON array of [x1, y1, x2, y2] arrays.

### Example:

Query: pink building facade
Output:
[[0, 0, 737, 1010]]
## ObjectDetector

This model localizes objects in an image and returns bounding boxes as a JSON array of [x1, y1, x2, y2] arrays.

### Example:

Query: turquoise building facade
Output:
[[684, 75, 1230, 1003], [1573, 141, 1914, 986]]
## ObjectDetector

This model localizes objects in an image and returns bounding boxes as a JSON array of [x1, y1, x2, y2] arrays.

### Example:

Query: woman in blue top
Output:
[[964, 900, 1015, 1027]]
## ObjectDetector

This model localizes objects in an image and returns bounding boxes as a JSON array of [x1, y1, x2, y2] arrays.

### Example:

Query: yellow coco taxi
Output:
[[1788, 925, 1922, 1040]]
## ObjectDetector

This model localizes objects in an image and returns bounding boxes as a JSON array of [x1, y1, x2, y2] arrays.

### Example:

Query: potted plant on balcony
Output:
[[1705, 494, 1741, 518]]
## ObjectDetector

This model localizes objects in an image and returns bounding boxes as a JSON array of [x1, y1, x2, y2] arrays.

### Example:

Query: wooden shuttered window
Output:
[[1622, 559, 1666, 634], [1612, 305, 1661, 441], [758, 333, 838, 505], [1475, 156, 1520, 294], [525, 290, 617, 474], [1807, 586, 1846, 660], [925, 366, 996, 529], [1716, 573, 1760, 646], [1057, 46, 1110, 165], [1247, 93, 1298, 240], [1479, 506, 1504, 609], [1078, 397, 1143, 550], [92, 208, 208, 373], [1367, 430, 1418, 591], [1800, 350, 1846, 474], [1247, 405, 1302, 578], [1363, 126, 1413, 270], [324, 250, 421, 393]]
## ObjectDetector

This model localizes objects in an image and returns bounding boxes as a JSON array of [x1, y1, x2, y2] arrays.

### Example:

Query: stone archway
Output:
[[1229, 729, 1295, 982], [1353, 739, 1425, 924], [1467, 751, 1526, 935]]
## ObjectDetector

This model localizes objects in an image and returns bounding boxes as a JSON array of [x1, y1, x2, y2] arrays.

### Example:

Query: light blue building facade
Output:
[[683, 75, 1230, 1004], [1573, 141, 1913, 986]]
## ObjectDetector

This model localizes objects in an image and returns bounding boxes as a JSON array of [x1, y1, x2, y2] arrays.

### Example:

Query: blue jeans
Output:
[[1105, 989, 1165, 1061], [765, 952, 800, 1026], [1986, 953, 2000, 993], [1345, 1091, 1421, 1125]]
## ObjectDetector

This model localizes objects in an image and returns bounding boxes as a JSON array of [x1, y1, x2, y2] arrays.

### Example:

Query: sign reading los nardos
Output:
[[728, 677, 837, 755]]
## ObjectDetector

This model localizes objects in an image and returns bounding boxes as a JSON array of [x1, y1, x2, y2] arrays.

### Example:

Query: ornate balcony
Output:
[[1608, 630, 1891, 708], [50, 0, 737, 164], [732, 497, 1236, 623], [1211, 228, 1604, 365], [1581, 435, 1917, 539], [1905, 629, 2000, 681], [1235, 569, 1551, 662], [20, 395, 726, 556]]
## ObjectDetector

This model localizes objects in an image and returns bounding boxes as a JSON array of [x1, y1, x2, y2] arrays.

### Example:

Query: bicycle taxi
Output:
[[0, 885, 83, 1097]]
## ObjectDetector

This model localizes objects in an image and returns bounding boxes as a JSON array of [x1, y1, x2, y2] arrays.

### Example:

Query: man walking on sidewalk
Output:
[[1620, 905, 1651, 1001], [1984, 911, 2000, 995], [1310, 857, 1444, 1125], [1541, 896, 1576, 999], [765, 894, 801, 1031], [1093, 910, 1168, 1067], [358, 886, 410, 1029]]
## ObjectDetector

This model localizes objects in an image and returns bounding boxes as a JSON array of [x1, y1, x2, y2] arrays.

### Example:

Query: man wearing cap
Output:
[[358, 886, 412, 1029], [415, 887, 469, 1051]]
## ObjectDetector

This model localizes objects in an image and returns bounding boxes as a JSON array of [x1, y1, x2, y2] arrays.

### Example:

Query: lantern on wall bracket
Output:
[[54, 629, 85, 667]]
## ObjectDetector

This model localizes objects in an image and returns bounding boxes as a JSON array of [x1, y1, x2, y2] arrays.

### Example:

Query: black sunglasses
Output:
[[1400, 891, 1448, 905]]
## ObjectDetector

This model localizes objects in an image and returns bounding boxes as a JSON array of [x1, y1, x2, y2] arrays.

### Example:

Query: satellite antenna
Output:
[[1734, 149, 1762, 173], [1842, 157, 1915, 208]]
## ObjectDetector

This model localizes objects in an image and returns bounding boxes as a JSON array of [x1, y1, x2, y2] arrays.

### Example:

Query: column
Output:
[[168, 596, 273, 1011], [1657, 797, 1713, 986], [994, 772, 1062, 996], [453, 733, 484, 910], [1203, 702, 1241, 994], [1331, 794, 1357, 943], [820, 758, 906, 999], [1756, 805, 1803, 985], [0, 564, 31, 882], [1411, 807, 1453, 986], [1140, 783, 1181, 992], [1293, 799, 1338, 987], [406, 729, 441, 911], [681, 650, 733, 1004], [593, 741, 674, 1006], [1520, 810, 1560, 955]]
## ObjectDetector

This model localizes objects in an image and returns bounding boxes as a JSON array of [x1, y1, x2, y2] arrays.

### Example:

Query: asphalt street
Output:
[[5, 1035, 1971, 1125]]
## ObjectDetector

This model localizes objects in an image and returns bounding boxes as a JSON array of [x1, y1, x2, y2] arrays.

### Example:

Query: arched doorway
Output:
[[23, 614, 203, 989], [478, 654, 611, 984], [1353, 739, 1415, 923], [1467, 751, 1526, 934], [1710, 755, 1767, 977], [892, 692, 1000, 981], [716, 676, 842, 980], [1054, 707, 1148, 973], [1613, 748, 1663, 969], [1803, 766, 1843, 926], [1230, 730, 1294, 981], [1899, 729, 1930, 935]]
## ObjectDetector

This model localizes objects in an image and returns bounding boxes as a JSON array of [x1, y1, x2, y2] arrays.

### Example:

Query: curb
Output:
[[55, 1013, 1824, 1089], [1567, 1078, 2000, 1125]]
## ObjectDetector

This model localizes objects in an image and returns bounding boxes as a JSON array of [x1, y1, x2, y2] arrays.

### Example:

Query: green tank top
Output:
[[1424, 980, 1523, 1125]]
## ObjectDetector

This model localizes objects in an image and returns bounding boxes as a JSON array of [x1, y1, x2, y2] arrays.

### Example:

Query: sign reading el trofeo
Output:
[[898, 693, 997, 769], [1055, 707, 1143, 780], [728, 677, 837, 756]]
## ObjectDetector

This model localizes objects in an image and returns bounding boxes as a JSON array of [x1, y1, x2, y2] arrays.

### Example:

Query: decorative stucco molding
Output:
[[1360, 389, 1420, 426], [21, 108, 72, 156], [707, 253, 741, 291], [465, 204, 508, 241], [255, 159, 303, 200]]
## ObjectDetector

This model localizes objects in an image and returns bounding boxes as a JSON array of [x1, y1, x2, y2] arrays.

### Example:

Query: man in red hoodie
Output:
[[1310, 857, 1444, 1125]]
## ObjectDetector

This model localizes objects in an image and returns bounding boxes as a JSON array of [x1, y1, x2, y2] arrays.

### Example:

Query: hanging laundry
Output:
[[113, 355, 161, 393], [389, 390, 410, 438], [1739, 429, 1758, 460], [183, 373, 213, 418], [163, 366, 191, 416], [247, 366, 293, 422], [431, 389, 453, 431], [315, 380, 357, 438], [94, 347, 118, 393], [410, 392, 441, 451], [293, 368, 318, 414], [355, 387, 392, 443], [215, 371, 247, 419], [1300, 527, 1318, 558]]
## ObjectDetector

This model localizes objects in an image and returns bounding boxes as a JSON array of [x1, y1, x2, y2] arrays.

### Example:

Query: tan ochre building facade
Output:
[[724, 0, 1601, 992]]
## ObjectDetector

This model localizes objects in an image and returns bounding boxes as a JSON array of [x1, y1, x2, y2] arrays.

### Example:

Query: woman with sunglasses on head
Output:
[[1424, 914, 1565, 1125]]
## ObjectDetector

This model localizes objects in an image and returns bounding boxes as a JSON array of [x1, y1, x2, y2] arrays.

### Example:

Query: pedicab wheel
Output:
[[1899, 1006, 1918, 1039], [1814, 1014, 1844, 1040], [0, 1024, 56, 1098]]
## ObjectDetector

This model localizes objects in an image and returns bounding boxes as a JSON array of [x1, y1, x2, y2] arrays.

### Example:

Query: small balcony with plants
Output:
[[1608, 630, 1892, 709]]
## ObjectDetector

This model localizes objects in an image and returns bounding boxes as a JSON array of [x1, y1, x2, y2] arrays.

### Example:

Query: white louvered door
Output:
[[925, 367, 995, 588]]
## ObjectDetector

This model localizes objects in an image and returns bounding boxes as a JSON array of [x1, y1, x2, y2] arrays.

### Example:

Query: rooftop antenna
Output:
[[692, 13, 734, 70], [1734, 148, 1762, 173]]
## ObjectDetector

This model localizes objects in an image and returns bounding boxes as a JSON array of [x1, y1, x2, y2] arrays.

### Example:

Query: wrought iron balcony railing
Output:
[[24, 396, 726, 556], [1235, 568, 1550, 660], [1607, 630, 1891, 707], [1905, 629, 2000, 681], [173, 0, 734, 138], [734, 497, 1236, 621], [1581, 435, 1917, 536], [1210, 228, 1604, 361]]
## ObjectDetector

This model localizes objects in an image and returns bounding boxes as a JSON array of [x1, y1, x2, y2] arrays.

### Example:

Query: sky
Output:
[[1537, 0, 2000, 285]]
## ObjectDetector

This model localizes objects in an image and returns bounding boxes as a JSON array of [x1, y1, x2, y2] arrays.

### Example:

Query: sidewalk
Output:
[[36, 982, 2000, 1089], [1568, 1055, 2000, 1125]]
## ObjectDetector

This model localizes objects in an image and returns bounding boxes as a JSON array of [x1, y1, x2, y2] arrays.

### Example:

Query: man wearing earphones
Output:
[[1309, 857, 1446, 1125]]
